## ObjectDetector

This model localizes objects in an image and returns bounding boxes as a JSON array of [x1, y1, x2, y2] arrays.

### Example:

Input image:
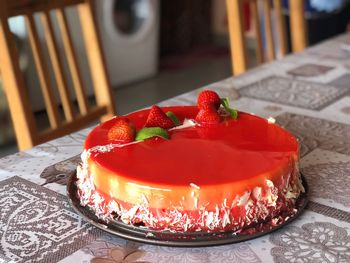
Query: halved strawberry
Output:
[[108, 118, 136, 143], [145, 105, 174, 129], [197, 90, 221, 110], [195, 107, 222, 124]]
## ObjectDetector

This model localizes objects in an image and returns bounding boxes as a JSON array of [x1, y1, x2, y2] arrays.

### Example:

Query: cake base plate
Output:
[[67, 172, 308, 247]]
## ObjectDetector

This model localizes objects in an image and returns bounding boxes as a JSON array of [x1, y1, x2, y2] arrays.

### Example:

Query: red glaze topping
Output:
[[84, 106, 298, 186]]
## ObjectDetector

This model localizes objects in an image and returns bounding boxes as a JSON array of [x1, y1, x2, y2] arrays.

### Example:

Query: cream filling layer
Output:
[[76, 150, 304, 232]]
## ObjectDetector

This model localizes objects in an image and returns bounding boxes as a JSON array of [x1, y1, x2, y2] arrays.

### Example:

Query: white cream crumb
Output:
[[169, 119, 197, 131], [267, 117, 276, 124], [190, 183, 200, 190], [194, 197, 198, 209], [266, 179, 274, 188], [142, 194, 149, 204], [286, 190, 298, 199], [253, 187, 262, 200], [237, 191, 251, 206], [146, 232, 155, 237]]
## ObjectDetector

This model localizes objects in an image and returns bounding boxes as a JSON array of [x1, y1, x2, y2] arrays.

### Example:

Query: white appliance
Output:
[[9, 0, 159, 111], [96, 0, 159, 87]]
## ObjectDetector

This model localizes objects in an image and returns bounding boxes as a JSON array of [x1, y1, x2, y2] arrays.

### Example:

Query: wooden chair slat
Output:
[[226, 0, 307, 75], [290, 0, 307, 52], [1, 0, 117, 150], [8, 0, 85, 17], [41, 10, 74, 122], [250, 1, 264, 64], [38, 105, 107, 144], [263, 0, 275, 61], [0, 6, 37, 149], [78, 1, 116, 120], [25, 14, 60, 128], [274, 0, 288, 56], [56, 7, 89, 115], [226, 0, 248, 75]]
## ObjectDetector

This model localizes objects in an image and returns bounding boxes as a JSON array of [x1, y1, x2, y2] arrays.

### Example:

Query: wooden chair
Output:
[[0, 0, 116, 150], [226, 0, 307, 75]]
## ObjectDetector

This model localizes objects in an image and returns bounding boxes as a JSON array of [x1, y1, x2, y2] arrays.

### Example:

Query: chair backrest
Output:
[[226, 0, 307, 75], [0, 0, 116, 150]]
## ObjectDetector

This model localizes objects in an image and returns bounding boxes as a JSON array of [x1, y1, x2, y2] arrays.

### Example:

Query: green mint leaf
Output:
[[228, 108, 238, 119], [166, 111, 180, 126], [136, 127, 170, 141], [221, 97, 230, 109], [220, 97, 238, 119]]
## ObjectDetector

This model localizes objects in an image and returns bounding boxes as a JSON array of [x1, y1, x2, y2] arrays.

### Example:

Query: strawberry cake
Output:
[[76, 90, 304, 233]]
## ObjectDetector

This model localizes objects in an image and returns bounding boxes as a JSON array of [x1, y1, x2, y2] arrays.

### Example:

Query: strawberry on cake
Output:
[[76, 90, 304, 233]]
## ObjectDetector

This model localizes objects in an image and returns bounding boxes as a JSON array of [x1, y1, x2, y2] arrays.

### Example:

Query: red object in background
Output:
[[223, 1, 251, 32], [243, 1, 251, 31]]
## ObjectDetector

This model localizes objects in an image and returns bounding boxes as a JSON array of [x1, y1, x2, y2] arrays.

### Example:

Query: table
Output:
[[1, 34, 350, 262]]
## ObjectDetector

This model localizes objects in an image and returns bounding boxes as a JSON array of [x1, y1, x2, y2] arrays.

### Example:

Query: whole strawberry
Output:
[[145, 105, 174, 129], [197, 90, 221, 110], [195, 107, 222, 124], [108, 118, 136, 142]]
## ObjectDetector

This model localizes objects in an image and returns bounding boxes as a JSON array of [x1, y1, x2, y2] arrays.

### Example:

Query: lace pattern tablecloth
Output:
[[1, 34, 350, 262]]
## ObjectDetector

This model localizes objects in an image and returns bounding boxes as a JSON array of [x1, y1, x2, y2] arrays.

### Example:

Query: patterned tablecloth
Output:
[[1, 34, 350, 263]]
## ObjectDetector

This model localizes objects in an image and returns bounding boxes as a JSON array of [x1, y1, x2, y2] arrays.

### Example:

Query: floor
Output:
[[115, 56, 232, 115], [0, 56, 232, 158]]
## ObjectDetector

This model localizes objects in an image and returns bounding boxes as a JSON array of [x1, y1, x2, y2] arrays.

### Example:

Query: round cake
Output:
[[76, 92, 304, 233]]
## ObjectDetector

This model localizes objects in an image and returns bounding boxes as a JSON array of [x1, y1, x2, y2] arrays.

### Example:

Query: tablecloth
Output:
[[1, 34, 350, 262]]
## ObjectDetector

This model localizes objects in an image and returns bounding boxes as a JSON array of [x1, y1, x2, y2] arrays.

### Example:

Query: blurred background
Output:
[[1, 0, 349, 157]]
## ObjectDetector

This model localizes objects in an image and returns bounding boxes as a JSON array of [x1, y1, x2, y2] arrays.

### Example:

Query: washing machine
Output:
[[68, 0, 159, 92], [96, 0, 159, 87], [9, 0, 159, 111]]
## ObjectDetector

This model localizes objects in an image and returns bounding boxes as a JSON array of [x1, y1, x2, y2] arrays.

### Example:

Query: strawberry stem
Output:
[[220, 97, 238, 119]]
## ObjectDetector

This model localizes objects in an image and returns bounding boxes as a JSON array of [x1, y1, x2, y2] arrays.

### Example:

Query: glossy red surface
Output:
[[79, 106, 301, 231], [85, 106, 298, 186]]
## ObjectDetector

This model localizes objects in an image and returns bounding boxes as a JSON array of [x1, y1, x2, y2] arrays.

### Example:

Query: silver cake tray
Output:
[[67, 172, 308, 247]]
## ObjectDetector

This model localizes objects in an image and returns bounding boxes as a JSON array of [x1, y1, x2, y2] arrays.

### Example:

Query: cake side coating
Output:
[[76, 106, 304, 232]]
